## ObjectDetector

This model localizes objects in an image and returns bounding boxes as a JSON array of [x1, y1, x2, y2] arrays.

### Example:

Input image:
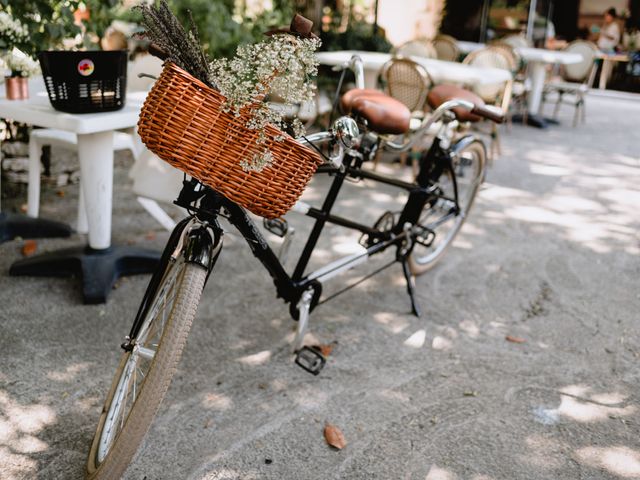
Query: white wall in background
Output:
[[377, 0, 444, 46], [580, 0, 627, 15]]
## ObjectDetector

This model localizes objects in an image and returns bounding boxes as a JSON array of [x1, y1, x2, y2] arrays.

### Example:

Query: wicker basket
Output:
[[137, 62, 323, 219]]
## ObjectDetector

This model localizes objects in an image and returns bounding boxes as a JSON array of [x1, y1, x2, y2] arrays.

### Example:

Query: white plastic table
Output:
[[316, 50, 512, 89], [457, 42, 583, 127], [0, 86, 159, 303]]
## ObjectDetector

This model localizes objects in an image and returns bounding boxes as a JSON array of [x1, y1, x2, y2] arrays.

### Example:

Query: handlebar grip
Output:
[[149, 43, 170, 61], [471, 104, 505, 124]]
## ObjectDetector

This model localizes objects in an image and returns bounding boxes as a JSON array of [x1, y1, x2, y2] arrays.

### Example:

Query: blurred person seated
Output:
[[597, 8, 621, 52]]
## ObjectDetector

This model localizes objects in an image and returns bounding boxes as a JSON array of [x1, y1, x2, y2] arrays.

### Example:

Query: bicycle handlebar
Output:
[[471, 104, 505, 124], [331, 55, 365, 89], [384, 98, 476, 152]]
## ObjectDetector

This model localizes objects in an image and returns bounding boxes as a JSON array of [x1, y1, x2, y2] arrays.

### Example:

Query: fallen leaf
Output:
[[145, 231, 156, 241], [324, 423, 346, 450], [312, 342, 336, 357], [463, 391, 478, 397], [203, 418, 213, 429], [56, 189, 65, 197], [19, 203, 28, 213], [21, 240, 37, 257], [506, 335, 526, 344]]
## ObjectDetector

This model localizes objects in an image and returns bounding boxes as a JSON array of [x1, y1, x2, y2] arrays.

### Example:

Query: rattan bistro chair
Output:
[[433, 34, 461, 62], [502, 34, 532, 49], [490, 41, 530, 125], [393, 39, 437, 59], [380, 57, 433, 112], [377, 57, 434, 171], [541, 40, 598, 127], [462, 47, 514, 159]]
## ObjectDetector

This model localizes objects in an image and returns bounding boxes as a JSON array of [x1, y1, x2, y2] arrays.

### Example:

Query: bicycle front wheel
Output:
[[86, 256, 207, 480], [409, 139, 486, 275]]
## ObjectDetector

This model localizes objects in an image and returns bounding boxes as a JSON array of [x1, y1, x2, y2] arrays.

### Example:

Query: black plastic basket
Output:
[[38, 50, 128, 114]]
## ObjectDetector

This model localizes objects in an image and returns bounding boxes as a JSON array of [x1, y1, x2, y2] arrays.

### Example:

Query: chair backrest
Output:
[[561, 40, 599, 83], [488, 41, 521, 72], [380, 57, 433, 112], [462, 47, 513, 104], [501, 34, 531, 49], [433, 34, 461, 62], [393, 39, 437, 59]]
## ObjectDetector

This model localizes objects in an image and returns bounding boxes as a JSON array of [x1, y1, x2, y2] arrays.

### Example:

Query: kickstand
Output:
[[401, 260, 422, 317], [293, 288, 326, 375]]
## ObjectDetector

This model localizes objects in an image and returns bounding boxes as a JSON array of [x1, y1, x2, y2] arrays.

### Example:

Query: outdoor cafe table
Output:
[[457, 41, 583, 128], [595, 52, 629, 90], [0, 89, 159, 304], [316, 50, 512, 90]]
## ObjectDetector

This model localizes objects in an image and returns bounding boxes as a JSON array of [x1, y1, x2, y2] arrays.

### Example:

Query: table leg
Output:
[[0, 140, 72, 243], [599, 59, 612, 90], [512, 61, 551, 128], [10, 131, 160, 303], [79, 131, 114, 249]]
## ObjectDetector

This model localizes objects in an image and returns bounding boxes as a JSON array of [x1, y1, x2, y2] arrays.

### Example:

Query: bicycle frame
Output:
[[125, 128, 478, 351]]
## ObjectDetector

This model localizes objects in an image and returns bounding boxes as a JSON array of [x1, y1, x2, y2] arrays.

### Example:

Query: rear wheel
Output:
[[86, 256, 207, 480], [409, 139, 486, 275]]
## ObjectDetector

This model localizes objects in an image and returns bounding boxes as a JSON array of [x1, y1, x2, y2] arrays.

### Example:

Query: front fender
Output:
[[450, 134, 482, 157], [184, 225, 222, 272]]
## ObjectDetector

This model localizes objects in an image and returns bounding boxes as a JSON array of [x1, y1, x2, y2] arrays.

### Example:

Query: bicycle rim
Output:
[[409, 140, 486, 275], [86, 256, 207, 479]]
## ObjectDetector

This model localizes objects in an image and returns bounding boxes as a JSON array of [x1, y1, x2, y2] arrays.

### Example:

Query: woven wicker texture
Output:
[[433, 35, 461, 62], [394, 39, 437, 59], [463, 47, 512, 103], [381, 58, 432, 112], [138, 62, 323, 219], [562, 40, 598, 82]]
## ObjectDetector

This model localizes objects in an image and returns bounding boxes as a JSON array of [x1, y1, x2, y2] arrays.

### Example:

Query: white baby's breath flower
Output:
[[4, 48, 40, 77], [210, 34, 320, 172]]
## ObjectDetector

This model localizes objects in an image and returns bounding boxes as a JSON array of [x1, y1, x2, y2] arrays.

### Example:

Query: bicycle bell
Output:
[[333, 116, 360, 149]]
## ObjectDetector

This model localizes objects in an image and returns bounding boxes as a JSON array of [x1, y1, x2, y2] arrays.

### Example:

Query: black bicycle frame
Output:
[[127, 133, 472, 341]]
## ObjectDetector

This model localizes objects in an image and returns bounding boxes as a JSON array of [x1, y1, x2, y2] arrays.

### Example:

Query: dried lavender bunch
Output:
[[135, 0, 213, 87]]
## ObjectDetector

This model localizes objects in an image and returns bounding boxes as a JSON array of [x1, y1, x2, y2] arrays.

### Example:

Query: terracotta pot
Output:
[[5, 76, 29, 100]]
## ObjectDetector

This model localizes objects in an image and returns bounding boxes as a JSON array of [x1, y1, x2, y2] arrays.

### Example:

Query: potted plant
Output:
[[3, 48, 40, 100], [0, 11, 39, 99]]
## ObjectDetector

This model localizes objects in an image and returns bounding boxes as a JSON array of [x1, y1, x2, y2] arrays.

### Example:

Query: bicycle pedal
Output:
[[263, 217, 288, 238], [295, 346, 326, 375], [415, 226, 435, 247]]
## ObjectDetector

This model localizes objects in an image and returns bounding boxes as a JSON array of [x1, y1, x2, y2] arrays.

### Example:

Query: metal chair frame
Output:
[[541, 40, 599, 127]]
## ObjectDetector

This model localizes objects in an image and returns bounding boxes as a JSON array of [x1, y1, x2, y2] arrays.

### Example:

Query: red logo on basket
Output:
[[77, 59, 95, 76]]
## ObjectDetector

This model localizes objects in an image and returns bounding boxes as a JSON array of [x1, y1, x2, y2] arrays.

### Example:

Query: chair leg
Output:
[[137, 197, 176, 231], [553, 92, 563, 119], [372, 146, 383, 171], [492, 124, 501, 158], [27, 138, 42, 218], [581, 97, 587, 124], [573, 100, 581, 127]]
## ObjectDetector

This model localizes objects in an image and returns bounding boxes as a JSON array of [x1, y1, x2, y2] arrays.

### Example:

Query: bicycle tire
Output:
[[86, 256, 207, 480], [409, 139, 486, 275]]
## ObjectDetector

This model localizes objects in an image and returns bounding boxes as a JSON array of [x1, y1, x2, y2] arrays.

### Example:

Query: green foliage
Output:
[[80, 0, 124, 48], [166, 0, 294, 59], [3, 0, 82, 55], [320, 21, 392, 53], [317, 3, 392, 53]]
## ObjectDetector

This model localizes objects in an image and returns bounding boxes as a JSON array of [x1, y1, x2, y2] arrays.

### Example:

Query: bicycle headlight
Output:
[[333, 116, 360, 149]]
